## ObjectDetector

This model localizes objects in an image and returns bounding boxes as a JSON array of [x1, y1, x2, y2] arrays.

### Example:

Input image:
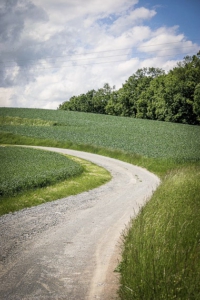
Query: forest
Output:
[[58, 53, 200, 125]]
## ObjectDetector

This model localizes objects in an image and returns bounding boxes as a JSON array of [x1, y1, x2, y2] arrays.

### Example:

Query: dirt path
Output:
[[0, 147, 160, 299]]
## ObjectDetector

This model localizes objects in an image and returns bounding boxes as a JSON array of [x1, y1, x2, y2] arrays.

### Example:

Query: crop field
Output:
[[0, 107, 200, 299], [0, 107, 200, 161], [0, 146, 83, 197]]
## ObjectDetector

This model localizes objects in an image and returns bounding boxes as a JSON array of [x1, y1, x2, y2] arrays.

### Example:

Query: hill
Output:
[[0, 107, 200, 162]]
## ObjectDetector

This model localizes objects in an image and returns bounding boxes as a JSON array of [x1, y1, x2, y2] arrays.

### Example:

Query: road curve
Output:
[[0, 147, 160, 300]]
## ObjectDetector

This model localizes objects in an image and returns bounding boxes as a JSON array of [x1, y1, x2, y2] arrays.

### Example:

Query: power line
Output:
[[1, 37, 200, 55], [0, 45, 197, 65], [0, 49, 198, 96], [0, 40, 199, 64], [1, 47, 199, 69], [1, 53, 128, 66], [20, 51, 198, 70]]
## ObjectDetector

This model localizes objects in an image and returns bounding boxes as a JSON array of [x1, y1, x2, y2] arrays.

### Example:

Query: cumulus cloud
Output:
[[0, 0, 199, 109], [109, 7, 156, 35], [138, 26, 199, 58]]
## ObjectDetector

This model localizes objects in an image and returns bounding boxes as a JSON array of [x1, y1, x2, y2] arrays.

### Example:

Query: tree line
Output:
[[58, 53, 200, 125]]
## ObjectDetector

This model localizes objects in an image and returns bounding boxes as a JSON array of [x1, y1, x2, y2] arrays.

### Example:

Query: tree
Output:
[[193, 83, 200, 121], [105, 91, 121, 115], [164, 54, 200, 124], [92, 83, 112, 114], [146, 75, 167, 121], [58, 54, 200, 125]]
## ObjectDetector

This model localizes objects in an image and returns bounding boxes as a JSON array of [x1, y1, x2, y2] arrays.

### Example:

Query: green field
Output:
[[0, 150, 111, 216], [0, 107, 200, 160], [0, 107, 200, 299], [0, 146, 83, 197]]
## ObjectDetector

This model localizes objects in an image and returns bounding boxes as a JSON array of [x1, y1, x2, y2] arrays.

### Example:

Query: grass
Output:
[[0, 154, 111, 216], [0, 131, 188, 178], [118, 164, 200, 299], [0, 107, 200, 299], [0, 115, 59, 126], [0, 146, 83, 197], [0, 107, 200, 160]]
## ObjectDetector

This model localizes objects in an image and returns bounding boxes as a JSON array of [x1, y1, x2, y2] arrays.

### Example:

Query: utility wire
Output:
[[0, 40, 199, 64], [0, 45, 197, 66], [19, 51, 198, 70], [1, 37, 200, 55], [1, 47, 198, 69]]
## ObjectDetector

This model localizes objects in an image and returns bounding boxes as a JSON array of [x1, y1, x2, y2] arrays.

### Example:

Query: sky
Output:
[[0, 0, 199, 110]]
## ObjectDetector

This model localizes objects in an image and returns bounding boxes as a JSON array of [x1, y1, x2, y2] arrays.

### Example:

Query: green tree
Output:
[[93, 83, 112, 114], [105, 91, 121, 115], [146, 75, 167, 121], [193, 83, 200, 121], [163, 54, 200, 124], [58, 54, 200, 125]]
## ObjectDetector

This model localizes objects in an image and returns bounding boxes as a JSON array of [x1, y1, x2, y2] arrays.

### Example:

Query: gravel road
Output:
[[0, 147, 160, 300]]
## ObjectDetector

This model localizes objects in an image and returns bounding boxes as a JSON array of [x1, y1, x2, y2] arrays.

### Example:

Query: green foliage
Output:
[[59, 54, 200, 125], [194, 83, 200, 120], [59, 83, 113, 114], [119, 164, 200, 299], [1, 107, 200, 161], [0, 146, 83, 197]]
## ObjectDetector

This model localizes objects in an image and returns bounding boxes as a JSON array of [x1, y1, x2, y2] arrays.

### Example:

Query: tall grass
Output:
[[118, 164, 200, 299]]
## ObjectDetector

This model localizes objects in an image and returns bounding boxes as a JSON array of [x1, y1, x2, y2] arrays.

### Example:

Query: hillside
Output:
[[0, 107, 200, 162], [0, 107, 200, 299]]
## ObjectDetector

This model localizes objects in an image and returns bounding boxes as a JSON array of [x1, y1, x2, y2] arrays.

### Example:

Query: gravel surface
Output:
[[0, 147, 160, 299]]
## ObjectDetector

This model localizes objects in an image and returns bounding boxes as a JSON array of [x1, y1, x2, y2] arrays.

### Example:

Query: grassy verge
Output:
[[118, 164, 200, 299], [0, 154, 111, 216]]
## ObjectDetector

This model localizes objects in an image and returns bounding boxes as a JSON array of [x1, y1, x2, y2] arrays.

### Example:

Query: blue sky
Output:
[[136, 0, 200, 42], [0, 0, 199, 109]]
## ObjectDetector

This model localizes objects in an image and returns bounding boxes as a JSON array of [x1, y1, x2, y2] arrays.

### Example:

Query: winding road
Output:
[[0, 147, 160, 300]]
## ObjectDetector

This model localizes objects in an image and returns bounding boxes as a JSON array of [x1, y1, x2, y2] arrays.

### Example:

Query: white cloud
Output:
[[0, 88, 14, 107], [33, 0, 137, 24], [109, 7, 156, 35], [138, 26, 199, 58], [0, 0, 199, 109]]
